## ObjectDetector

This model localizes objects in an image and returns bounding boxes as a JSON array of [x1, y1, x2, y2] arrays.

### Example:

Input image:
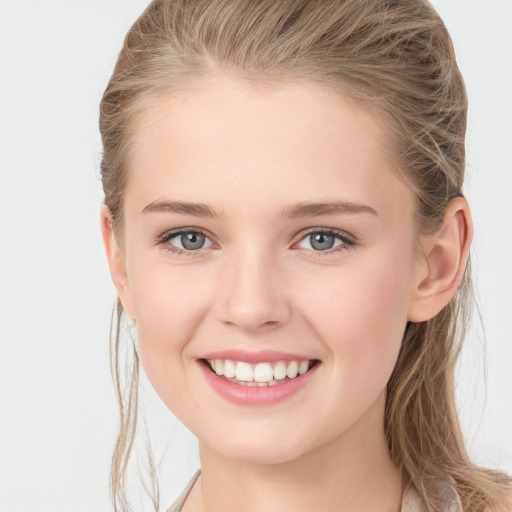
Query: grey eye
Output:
[[180, 232, 207, 250], [167, 231, 212, 251], [309, 233, 335, 251], [297, 231, 346, 252]]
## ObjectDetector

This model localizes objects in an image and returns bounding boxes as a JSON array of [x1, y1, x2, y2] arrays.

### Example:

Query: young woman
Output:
[[99, 0, 511, 510]]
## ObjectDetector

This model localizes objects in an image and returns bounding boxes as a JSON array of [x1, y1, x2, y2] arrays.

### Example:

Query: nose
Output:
[[214, 247, 291, 333]]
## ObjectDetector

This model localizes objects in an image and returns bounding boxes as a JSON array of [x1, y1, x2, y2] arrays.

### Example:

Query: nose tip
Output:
[[215, 257, 290, 333], [221, 300, 286, 332]]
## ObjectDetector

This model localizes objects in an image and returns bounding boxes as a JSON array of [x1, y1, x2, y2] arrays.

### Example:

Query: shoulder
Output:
[[166, 470, 201, 512], [484, 490, 512, 512]]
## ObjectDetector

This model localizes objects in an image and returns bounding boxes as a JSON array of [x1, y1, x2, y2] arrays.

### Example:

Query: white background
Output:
[[0, 1, 511, 510]]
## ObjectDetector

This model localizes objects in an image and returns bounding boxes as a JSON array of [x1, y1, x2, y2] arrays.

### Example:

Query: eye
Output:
[[163, 230, 213, 251], [296, 230, 352, 252]]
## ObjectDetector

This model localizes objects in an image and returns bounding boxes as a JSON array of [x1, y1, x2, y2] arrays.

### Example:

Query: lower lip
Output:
[[198, 361, 319, 406]]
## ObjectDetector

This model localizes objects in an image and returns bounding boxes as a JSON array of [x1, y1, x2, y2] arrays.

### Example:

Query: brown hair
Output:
[[100, 1, 511, 510]]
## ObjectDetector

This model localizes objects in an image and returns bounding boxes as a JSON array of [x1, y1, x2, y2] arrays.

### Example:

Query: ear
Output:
[[407, 197, 473, 323], [100, 205, 136, 320]]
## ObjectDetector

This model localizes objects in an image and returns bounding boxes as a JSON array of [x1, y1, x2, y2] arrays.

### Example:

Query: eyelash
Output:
[[296, 228, 355, 256], [157, 227, 214, 256], [156, 227, 356, 256]]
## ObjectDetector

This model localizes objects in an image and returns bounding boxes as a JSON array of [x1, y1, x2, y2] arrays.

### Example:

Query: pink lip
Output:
[[198, 359, 320, 406], [200, 349, 313, 364]]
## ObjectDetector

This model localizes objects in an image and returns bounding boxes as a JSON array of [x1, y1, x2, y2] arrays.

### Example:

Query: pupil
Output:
[[181, 232, 205, 250], [311, 233, 334, 251]]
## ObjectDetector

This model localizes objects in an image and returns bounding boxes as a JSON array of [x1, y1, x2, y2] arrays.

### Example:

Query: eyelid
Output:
[[293, 227, 356, 252], [155, 226, 356, 255], [157, 227, 217, 254], [296, 227, 355, 242]]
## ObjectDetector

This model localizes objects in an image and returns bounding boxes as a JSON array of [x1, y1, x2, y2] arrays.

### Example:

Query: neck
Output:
[[185, 392, 402, 512]]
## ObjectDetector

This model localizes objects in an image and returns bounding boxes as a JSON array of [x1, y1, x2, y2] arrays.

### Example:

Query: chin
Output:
[[202, 431, 316, 466]]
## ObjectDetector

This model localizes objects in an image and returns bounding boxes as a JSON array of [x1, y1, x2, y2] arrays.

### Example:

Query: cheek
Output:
[[128, 261, 212, 374], [297, 255, 414, 382]]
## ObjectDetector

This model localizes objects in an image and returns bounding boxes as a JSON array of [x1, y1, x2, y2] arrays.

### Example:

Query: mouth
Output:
[[201, 358, 320, 387]]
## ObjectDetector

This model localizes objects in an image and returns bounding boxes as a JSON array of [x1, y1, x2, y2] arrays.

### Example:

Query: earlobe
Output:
[[407, 197, 473, 323], [100, 205, 136, 320]]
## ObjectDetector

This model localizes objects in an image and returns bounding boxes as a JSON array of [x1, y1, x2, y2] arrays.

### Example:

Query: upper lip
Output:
[[200, 349, 316, 364]]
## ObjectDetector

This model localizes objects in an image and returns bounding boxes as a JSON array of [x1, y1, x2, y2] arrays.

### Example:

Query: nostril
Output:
[[214, 267, 291, 331]]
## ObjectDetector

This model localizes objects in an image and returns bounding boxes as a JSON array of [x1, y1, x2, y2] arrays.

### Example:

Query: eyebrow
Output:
[[141, 199, 377, 218], [142, 200, 218, 217], [280, 201, 378, 218]]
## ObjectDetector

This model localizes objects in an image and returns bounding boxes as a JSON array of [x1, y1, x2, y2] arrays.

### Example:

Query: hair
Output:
[[99, 1, 511, 511]]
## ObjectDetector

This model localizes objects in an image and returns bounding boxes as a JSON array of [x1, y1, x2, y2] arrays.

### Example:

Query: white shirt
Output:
[[166, 470, 463, 512]]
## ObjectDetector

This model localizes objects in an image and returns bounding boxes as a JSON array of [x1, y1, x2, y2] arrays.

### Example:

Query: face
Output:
[[114, 76, 426, 465]]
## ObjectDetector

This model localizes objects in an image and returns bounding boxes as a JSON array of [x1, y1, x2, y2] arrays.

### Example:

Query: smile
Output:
[[199, 354, 321, 405], [206, 359, 314, 386]]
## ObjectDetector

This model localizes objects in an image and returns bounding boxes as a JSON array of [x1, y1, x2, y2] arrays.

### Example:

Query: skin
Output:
[[102, 75, 472, 512]]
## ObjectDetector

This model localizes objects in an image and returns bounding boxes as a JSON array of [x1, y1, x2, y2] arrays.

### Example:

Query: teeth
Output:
[[214, 359, 223, 376], [299, 361, 309, 375], [235, 361, 253, 382], [273, 361, 287, 380], [206, 358, 314, 384], [287, 361, 299, 379], [224, 359, 236, 378], [253, 363, 273, 382]]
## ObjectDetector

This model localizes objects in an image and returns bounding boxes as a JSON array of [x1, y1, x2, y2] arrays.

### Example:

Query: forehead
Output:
[[126, 76, 413, 221]]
